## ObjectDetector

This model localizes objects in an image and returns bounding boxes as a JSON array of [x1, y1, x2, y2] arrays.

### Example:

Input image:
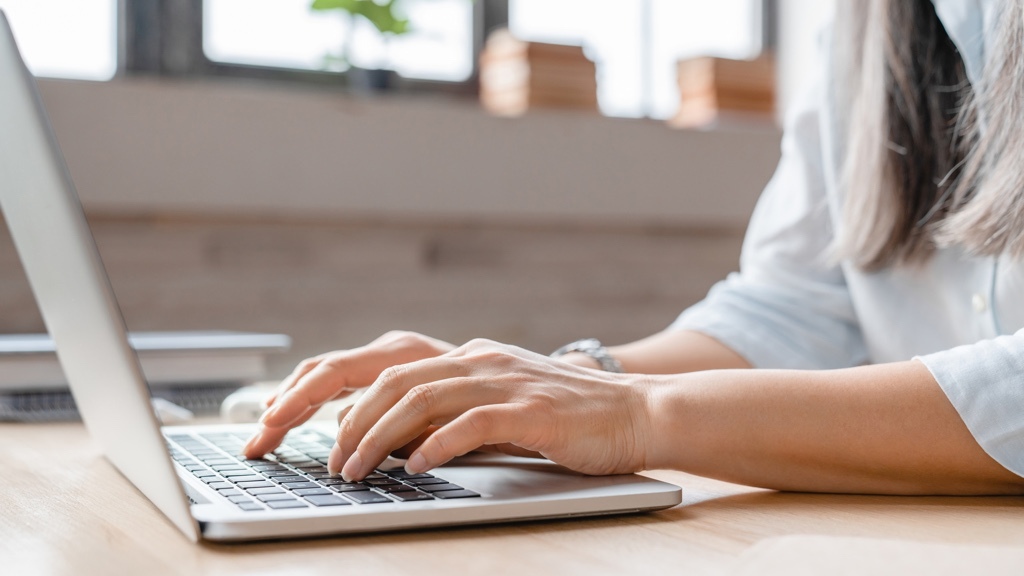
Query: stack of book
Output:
[[0, 331, 290, 422], [669, 55, 776, 129], [480, 29, 598, 117]]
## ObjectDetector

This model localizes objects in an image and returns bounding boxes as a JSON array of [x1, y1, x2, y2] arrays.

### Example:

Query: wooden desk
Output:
[[3, 422, 1024, 575]]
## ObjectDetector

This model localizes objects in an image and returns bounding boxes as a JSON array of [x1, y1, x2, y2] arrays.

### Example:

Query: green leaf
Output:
[[310, 0, 410, 36]]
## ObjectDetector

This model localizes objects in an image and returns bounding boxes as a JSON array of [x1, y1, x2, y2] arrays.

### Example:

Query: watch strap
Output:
[[550, 338, 623, 373]]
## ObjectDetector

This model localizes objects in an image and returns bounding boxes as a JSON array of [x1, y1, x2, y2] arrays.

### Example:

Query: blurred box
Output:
[[480, 29, 598, 117], [670, 55, 776, 129]]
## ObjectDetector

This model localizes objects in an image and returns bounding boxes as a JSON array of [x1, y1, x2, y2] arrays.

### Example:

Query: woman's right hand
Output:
[[242, 331, 455, 458]]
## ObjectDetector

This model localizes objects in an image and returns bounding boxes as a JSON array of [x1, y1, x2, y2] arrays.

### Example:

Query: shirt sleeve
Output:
[[671, 54, 867, 370], [917, 331, 1024, 476]]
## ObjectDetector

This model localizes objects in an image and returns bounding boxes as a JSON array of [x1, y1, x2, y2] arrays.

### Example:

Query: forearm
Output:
[[562, 329, 751, 374], [644, 360, 1024, 495]]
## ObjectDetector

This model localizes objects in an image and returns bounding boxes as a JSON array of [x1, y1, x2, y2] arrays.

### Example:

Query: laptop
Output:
[[0, 11, 681, 542]]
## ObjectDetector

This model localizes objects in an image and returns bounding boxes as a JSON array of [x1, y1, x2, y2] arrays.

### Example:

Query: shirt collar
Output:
[[931, 0, 1000, 86]]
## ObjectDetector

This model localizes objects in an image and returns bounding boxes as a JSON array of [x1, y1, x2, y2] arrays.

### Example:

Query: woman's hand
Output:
[[326, 338, 654, 482], [242, 331, 455, 458]]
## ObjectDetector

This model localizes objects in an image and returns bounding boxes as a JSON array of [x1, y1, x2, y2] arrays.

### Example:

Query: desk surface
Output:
[[3, 422, 1024, 576]]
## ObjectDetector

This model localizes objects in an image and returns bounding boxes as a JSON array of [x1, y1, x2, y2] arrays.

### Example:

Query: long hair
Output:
[[836, 0, 1024, 269]]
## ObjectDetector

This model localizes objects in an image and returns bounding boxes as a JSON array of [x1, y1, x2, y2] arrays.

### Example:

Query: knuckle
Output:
[[376, 364, 407, 391], [404, 385, 438, 416], [473, 349, 514, 368], [380, 330, 430, 352], [360, 427, 383, 454], [464, 338, 496, 350], [464, 409, 494, 437], [432, 428, 455, 456]]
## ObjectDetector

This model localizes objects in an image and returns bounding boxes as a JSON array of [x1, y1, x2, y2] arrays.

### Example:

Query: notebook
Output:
[[0, 10, 681, 542]]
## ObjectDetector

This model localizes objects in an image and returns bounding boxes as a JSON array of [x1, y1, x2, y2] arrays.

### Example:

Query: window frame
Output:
[[118, 0, 773, 100]]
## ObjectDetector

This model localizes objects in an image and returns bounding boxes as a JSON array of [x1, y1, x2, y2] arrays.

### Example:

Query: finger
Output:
[[259, 359, 360, 429], [337, 403, 354, 425], [242, 406, 318, 457], [405, 405, 528, 474], [262, 354, 329, 408], [340, 377, 494, 480], [391, 426, 439, 459], [327, 358, 474, 476], [244, 386, 356, 458]]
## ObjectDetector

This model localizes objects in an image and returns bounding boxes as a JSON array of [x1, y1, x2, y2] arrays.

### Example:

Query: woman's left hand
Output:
[[327, 339, 654, 481]]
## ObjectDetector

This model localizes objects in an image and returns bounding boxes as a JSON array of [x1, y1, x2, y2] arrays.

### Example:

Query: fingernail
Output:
[[242, 431, 263, 455], [327, 444, 343, 476], [341, 452, 363, 482], [258, 406, 276, 424], [406, 453, 427, 474]]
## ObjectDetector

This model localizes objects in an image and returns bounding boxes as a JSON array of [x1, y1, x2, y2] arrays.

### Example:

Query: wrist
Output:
[[557, 351, 603, 370]]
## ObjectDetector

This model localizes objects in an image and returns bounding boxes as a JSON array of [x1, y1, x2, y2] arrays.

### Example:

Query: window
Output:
[[509, 0, 765, 118], [203, 0, 475, 82], [0, 0, 117, 81]]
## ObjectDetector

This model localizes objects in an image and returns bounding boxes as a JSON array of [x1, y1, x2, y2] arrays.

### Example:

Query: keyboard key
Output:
[[406, 477, 448, 486], [228, 475, 266, 484], [265, 500, 308, 510], [228, 495, 253, 504], [264, 469, 303, 476], [201, 459, 237, 466], [389, 491, 435, 502], [343, 491, 392, 505], [293, 488, 332, 496], [221, 470, 258, 478], [245, 487, 285, 495], [208, 482, 234, 491], [217, 489, 243, 497], [200, 476, 226, 484], [329, 484, 371, 493], [418, 483, 465, 493], [374, 484, 419, 494], [433, 489, 481, 500], [386, 471, 433, 480], [318, 479, 355, 486], [257, 493, 298, 502], [281, 482, 320, 490], [237, 502, 264, 511], [268, 475, 305, 483], [304, 495, 350, 507], [363, 478, 400, 487], [192, 470, 217, 479], [236, 481, 275, 489], [295, 463, 327, 471], [251, 464, 288, 472], [211, 463, 245, 470]]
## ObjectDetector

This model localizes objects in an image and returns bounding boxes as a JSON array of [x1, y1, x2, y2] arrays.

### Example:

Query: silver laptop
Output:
[[0, 11, 681, 542]]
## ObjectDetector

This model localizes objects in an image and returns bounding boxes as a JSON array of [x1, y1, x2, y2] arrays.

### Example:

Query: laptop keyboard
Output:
[[166, 429, 480, 512]]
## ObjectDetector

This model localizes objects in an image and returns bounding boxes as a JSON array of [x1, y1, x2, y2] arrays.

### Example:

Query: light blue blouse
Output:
[[672, 0, 1024, 478]]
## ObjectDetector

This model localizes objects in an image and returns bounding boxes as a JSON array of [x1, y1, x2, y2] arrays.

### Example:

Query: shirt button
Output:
[[972, 294, 988, 313]]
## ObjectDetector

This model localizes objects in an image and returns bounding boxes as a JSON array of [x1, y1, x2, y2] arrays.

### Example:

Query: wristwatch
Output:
[[550, 338, 623, 373]]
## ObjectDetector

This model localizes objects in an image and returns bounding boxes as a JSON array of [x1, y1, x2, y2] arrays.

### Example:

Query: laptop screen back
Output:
[[0, 11, 198, 541]]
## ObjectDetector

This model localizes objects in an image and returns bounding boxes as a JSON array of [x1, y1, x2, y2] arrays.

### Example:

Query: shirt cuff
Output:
[[916, 332, 1024, 479]]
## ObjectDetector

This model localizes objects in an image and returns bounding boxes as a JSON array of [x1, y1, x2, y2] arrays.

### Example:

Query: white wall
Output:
[[37, 77, 781, 229]]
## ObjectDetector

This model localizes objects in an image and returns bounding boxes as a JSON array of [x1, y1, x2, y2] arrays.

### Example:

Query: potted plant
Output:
[[310, 0, 411, 91]]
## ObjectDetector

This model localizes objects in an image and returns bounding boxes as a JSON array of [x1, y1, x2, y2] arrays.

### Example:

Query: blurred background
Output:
[[0, 0, 831, 378]]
